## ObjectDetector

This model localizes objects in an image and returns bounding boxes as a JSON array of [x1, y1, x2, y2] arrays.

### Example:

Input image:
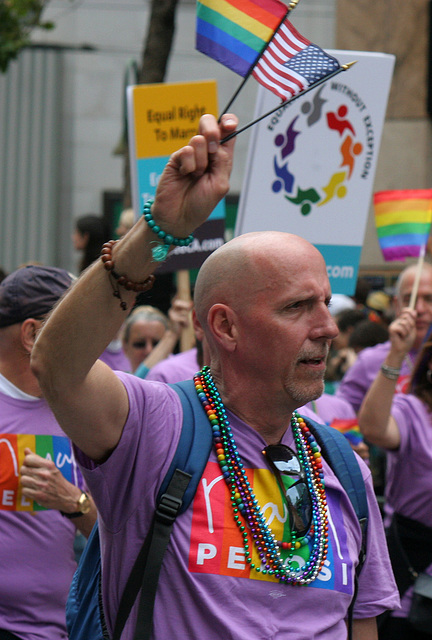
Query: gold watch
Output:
[[61, 491, 91, 519]]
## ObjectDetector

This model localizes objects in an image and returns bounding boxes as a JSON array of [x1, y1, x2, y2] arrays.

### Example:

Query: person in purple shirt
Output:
[[359, 307, 432, 639], [145, 322, 209, 383], [99, 339, 131, 372], [0, 265, 97, 640], [336, 262, 432, 414], [145, 345, 199, 383], [32, 113, 398, 639]]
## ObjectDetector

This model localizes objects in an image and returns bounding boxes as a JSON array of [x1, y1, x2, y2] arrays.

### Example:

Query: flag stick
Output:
[[219, 0, 300, 119], [409, 245, 426, 310], [221, 61, 356, 144], [176, 270, 195, 352]]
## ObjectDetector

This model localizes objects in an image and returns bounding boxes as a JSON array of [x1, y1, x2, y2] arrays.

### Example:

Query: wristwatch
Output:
[[61, 491, 91, 519]]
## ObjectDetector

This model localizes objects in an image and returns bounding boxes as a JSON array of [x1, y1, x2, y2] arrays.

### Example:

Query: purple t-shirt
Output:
[[299, 394, 356, 424], [145, 347, 199, 383], [389, 394, 432, 526], [336, 341, 415, 413], [75, 373, 399, 639], [0, 389, 83, 640], [99, 343, 130, 372], [386, 393, 432, 617]]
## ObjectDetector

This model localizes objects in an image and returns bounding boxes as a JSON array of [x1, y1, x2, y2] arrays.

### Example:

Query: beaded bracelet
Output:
[[100, 240, 155, 310], [380, 363, 401, 381], [142, 199, 194, 261]]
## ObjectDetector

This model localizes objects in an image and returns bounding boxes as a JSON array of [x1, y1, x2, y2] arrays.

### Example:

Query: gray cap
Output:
[[0, 265, 73, 328]]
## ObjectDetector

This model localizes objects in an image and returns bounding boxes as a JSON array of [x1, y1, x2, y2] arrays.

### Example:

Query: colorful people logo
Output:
[[271, 87, 363, 215]]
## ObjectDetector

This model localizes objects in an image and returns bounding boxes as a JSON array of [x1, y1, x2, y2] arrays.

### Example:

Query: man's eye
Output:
[[132, 342, 147, 349]]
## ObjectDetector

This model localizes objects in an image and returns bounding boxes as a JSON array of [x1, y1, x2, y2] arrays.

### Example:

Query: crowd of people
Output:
[[1, 112, 431, 639]]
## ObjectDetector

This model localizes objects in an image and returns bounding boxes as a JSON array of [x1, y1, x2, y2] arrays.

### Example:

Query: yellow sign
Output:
[[129, 80, 218, 158]]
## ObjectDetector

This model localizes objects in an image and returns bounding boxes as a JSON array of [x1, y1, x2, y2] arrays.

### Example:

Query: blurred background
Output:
[[0, 0, 431, 291]]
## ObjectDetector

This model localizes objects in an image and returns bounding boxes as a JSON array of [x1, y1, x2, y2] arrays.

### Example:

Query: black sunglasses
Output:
[[262, 444, 312, 538]]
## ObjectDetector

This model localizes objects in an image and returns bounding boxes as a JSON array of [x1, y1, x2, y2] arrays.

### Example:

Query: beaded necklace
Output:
[[193, 366, 329, 585]]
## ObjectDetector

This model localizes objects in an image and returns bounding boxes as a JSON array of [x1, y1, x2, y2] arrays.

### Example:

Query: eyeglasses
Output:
[[262, 444, 312, 538], [131, 340, 159, 349]]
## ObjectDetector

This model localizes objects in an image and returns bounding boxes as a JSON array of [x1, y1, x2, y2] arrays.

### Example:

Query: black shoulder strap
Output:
[[112, 379, 211, 640]]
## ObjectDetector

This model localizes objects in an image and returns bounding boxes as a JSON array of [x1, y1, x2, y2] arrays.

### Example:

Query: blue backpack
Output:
[[66, 380, 368, 640]]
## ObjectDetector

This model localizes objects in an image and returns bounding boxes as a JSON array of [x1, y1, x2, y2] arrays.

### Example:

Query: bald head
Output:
[[194, 231, 327, 331], [394, 260, 432, 349], [395, 262, 432, 300]]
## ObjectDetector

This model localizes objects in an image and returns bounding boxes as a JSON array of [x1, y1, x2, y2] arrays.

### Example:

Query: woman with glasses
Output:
[[122, 299, 192, 377], [359, 307, 432, 640]]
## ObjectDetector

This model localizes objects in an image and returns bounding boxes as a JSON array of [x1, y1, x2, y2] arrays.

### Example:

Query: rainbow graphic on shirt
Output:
[[187, 460, 353, 594], [0, 434, 78, 511]]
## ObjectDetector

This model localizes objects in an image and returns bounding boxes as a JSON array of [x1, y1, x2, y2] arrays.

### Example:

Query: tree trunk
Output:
[[122, 0, 179, 207]]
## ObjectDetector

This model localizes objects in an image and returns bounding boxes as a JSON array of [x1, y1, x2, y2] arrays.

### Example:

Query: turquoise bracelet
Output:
[[143, 199, 194, 261]]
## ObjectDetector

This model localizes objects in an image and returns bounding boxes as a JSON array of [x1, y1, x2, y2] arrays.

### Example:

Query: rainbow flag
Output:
[[196, 0, 287, 77], [374, 189, 432, 262], [330, 419, 363, 446]]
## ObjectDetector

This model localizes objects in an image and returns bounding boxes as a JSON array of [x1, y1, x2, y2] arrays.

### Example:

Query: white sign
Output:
[[235, 51, 395, 294]]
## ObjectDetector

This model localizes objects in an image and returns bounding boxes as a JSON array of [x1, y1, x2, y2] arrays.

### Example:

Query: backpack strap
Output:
[[158, 380, 213, 511], [301, 415, 368, 640], [112, 379, 212, 640]]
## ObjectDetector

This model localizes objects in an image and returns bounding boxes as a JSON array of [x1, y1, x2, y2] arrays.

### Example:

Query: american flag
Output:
[[252, 18, 340, 101]]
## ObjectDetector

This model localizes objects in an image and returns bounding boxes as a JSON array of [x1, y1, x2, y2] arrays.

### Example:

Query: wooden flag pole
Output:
[[176, 270, 195, 352], [409, 245, 426, 309]]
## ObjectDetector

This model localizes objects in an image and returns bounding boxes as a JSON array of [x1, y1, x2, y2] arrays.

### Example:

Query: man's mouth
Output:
[[298, 356, 326, 368]]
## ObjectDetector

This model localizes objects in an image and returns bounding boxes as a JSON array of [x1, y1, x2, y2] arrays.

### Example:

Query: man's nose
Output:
[[310, 305, 339, 341]]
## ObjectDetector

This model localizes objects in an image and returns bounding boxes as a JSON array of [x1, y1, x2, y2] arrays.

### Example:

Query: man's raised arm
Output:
[[31, 113, 238, 462]]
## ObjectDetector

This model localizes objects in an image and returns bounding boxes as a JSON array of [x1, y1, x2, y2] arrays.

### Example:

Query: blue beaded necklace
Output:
[[194, 366, 329, 585]]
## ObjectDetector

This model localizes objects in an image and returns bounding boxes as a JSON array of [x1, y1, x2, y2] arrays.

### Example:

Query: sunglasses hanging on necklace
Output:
[[194, 366, 329, 585]]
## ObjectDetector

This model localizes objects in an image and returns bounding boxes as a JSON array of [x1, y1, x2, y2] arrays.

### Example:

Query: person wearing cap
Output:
[[0, 265, 97, 640]]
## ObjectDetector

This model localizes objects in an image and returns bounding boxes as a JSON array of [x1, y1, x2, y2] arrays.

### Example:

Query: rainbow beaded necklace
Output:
[[193, 366, 329, 585]]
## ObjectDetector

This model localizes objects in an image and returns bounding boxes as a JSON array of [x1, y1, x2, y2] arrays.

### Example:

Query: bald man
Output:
[[337, 262, 432, 413], [32, 114, 398, 640]]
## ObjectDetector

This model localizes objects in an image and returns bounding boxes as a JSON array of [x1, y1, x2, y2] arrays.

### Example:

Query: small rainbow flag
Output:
[[374, 189, 432, 262], [196, 0, 288, 77], [196, 0, 341, 102], [330, 419, 363, 446]]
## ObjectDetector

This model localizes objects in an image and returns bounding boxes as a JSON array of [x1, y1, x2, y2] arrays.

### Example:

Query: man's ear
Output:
[[207, 304, 237, 352], [192, 308, 204, 342], [20, 319, 41, 354]]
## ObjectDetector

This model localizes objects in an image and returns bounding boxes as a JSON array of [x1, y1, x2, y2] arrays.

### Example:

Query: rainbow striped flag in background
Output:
[[330, 419, 363, 446], [196, 0, 341, 101], [374, 189, 432, 262]]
